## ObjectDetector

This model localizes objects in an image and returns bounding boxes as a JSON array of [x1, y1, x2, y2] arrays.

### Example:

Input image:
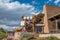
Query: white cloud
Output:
[[45, 0, 52, 4], [0, 18, 19, 25], [0, 24, 18, 30], [0, 0, 10, 3], [54, 0, 60, 4], [0, 0, 38, 30], [31, 12, 40, 15], [32, 0, 40, 5], [0, 1, 34, 10], [45, 0, 51, 4], [0, 0, 36, 15], [32, 1, 37, 4]]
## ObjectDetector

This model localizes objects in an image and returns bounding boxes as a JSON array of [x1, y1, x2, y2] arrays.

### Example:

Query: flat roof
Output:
[[48, 12, 60, 19]]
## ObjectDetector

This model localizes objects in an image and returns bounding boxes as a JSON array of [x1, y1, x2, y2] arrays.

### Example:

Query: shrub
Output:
[[38, 37, 43, 40], [0, 28, 7, 40], [21, 34, 32, 40]]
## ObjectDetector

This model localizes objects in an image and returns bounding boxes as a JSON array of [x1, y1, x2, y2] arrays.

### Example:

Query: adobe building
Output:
[[44, 5, 60, 33], [21, 14, 44, 33], [21, 5, 60, 34]]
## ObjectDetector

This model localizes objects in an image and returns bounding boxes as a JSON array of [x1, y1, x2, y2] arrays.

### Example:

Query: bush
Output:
[[21, 34, 32, 40], [0, 28, 7, 40], [38, 37, 43, 40]]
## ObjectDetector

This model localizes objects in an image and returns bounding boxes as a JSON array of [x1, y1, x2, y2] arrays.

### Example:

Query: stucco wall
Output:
[[43, 5, 50, 33], [45, 5, 60, 18], [43, 5, 60, 33]]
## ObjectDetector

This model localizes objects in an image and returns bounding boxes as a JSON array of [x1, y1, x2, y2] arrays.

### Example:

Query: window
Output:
[[35, 26, 42, 33], [57, 22, 60, 29]]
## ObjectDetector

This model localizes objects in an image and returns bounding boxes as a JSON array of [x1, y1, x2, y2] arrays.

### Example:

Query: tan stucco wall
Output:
[[43, 5, 49, 33], [43, 5, 60, 33], [48, 20, 56, 30], [45, 5, 60, 18]]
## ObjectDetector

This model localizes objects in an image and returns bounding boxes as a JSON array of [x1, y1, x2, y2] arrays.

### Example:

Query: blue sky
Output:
[[0, 0, 60, 31], [12, 0, 60, 12]]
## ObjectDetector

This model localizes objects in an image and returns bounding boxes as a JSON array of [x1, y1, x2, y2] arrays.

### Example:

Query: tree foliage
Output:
[[0, 28, 7, 40]]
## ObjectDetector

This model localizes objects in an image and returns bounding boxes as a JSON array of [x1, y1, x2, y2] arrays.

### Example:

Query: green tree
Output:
[[0, 28, 7, 40]]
